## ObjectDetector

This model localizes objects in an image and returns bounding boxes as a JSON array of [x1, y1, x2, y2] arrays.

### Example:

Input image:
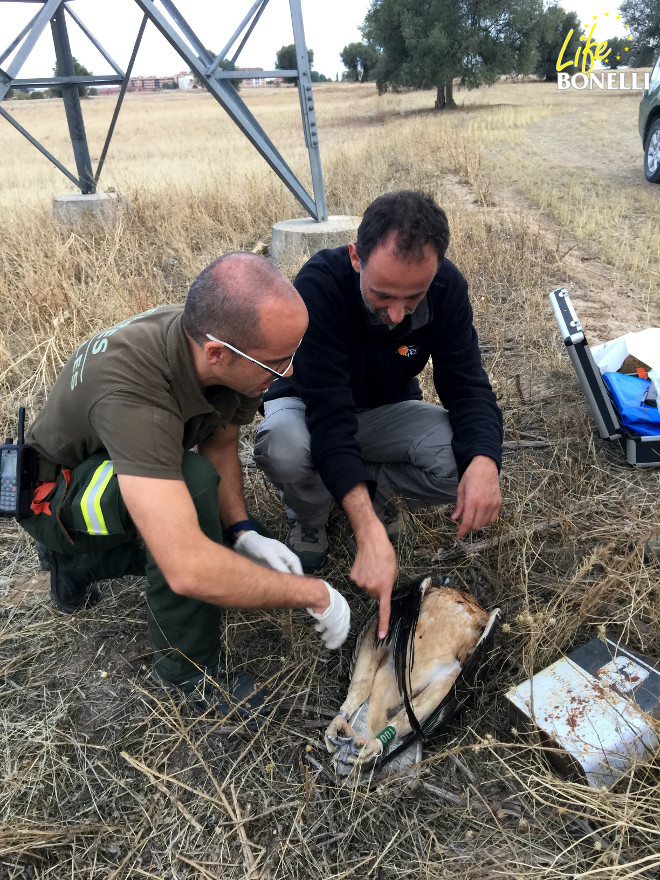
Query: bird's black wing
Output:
[[421, 607, 502, 739], [377, 577, 431, 738], [378, 607, 501, 767]]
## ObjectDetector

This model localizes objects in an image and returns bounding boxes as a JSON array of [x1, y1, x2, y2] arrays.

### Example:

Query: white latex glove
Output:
[[233, 531, 304, 575], [307, 582, 351, 649]]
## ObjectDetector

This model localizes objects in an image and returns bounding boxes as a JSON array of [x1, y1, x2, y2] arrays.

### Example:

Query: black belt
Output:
[[37, 456, 61, 482]]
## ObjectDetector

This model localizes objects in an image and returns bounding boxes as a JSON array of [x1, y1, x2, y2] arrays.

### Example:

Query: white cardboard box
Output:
[[505, 637, 660, 788]]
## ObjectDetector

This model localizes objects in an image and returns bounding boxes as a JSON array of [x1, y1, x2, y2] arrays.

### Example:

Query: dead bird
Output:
[[325, 576, 500, 775]]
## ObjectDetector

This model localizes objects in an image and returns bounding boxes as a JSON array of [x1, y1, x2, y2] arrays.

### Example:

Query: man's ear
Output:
[[348, 242, 362, 274], [204, 339, 229, 367]]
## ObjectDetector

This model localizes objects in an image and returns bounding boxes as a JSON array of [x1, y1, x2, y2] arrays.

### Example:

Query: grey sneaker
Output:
[[644, 536, 660, 564], [285, 521, 329, 572], [152, 665, 269, 729], [373, 500, 412, 542]]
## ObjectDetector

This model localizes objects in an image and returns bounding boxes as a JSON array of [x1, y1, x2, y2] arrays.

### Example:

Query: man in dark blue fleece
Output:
[[254, 191, 503, 627]]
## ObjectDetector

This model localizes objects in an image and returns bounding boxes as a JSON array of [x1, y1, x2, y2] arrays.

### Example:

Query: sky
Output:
[[1, 0, 371, 81], [0, 1, 632, 82]]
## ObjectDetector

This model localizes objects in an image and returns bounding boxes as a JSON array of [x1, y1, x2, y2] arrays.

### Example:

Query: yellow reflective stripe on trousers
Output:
[[80, 460, 114, 535]]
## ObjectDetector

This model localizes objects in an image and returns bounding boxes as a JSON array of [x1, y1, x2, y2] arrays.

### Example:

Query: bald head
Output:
[[182, 251, 299, 349]]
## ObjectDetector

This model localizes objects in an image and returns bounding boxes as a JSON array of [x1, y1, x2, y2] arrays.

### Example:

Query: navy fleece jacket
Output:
[[264, 246, 503, 505]]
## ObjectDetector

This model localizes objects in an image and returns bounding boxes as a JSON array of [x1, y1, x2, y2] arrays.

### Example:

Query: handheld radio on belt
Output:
[[0, 407, 38, 518]]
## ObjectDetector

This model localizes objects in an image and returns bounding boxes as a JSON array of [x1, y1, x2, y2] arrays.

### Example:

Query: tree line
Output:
[[338, 0, 660, 109], [5, 3, 657, 106]]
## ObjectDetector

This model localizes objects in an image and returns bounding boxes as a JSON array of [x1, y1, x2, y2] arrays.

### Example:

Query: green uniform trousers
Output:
[[20, 451, 226, 683]]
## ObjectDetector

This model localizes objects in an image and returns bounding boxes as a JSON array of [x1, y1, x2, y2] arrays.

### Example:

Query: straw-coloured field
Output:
[[0, 81, 658, 879]]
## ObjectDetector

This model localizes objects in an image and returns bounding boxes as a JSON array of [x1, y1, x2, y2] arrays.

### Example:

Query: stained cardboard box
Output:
[[505, 637, 660, 788]]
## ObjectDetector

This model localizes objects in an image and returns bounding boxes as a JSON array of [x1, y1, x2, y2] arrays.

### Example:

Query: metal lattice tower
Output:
[[0, 0, 328, 220]]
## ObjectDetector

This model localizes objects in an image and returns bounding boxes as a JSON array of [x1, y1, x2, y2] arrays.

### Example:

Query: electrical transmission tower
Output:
[[0, 0, 327, 220]]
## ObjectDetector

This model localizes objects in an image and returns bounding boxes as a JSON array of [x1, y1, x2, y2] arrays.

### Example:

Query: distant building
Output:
[[241, 68, 265, 86], [239, 68, 284, 86], [124, 69, 285, 92], [128, 76, 177, 92]]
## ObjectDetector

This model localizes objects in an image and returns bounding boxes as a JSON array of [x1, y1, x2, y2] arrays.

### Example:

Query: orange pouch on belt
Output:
[[30, 469, 71, 516]]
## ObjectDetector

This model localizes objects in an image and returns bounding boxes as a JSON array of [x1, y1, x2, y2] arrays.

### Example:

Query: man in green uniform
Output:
[[20, 252, 351, 716]]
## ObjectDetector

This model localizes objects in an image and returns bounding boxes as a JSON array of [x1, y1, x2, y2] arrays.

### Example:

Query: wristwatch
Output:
[[228, 519, 259, 538]]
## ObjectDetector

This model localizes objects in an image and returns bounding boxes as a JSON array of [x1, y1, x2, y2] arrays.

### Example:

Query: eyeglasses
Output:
[[205, 334, 301, 379]]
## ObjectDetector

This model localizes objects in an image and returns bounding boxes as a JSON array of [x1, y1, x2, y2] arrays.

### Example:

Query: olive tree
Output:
[[362, 0, 543, 109]]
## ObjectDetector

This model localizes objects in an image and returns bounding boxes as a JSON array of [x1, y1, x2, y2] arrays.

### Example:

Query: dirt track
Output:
[[443, 80, 659, 344], [440, 167, 654, 342]]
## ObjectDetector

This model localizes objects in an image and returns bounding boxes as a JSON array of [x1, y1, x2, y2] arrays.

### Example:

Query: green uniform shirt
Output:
[[27, 305, 261, 480]]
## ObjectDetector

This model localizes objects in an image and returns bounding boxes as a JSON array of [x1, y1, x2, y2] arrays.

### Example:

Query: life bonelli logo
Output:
[[555, 11, 650, 91]]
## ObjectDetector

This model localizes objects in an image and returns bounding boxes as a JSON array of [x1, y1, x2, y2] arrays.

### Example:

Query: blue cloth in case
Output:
[[602, 373, 660, 437]]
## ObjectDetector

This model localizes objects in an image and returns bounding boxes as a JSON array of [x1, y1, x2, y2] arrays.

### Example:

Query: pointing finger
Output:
[[377, 590, 391, 640]]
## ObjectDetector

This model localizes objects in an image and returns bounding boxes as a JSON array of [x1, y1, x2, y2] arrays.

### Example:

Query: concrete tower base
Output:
[[271, 215, 360, 271], [52, 192, 128, 224]]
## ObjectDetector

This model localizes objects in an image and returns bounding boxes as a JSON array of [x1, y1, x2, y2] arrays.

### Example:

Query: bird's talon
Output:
[[324, 715, 359, 753]]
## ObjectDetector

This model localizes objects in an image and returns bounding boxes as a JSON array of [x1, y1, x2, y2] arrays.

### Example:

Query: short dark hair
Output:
[[182, 252, 287, 349], [355, 191, 450, 266]]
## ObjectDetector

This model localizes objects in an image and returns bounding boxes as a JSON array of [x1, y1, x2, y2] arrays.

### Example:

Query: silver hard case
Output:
[[549, 288, 660, 468]]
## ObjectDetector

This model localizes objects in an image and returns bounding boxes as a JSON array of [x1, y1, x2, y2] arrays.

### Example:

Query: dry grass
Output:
[[0, 82, 659, 879], [460, 80, 659, 297]]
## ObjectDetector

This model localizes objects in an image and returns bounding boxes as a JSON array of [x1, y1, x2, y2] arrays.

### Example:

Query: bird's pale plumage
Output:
[[325, 577, 499, 774]]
